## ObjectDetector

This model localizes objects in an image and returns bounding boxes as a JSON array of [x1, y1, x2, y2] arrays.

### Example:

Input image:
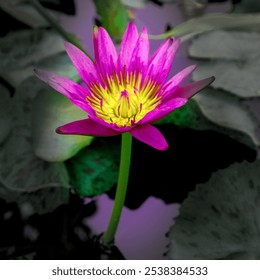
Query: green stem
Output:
[[102, 133, 132, 245], [29, 0, 90, 57]]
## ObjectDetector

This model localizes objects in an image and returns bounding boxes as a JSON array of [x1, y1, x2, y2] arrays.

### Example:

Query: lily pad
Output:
[[32, 88, 93, 162], [0, 77, 70, 214], [0, 29, 64, 73], [0, 84, 12, 145], [167, 160, 260, 260], [67, 139, 120, 197], [2, 52, 79, 90], [190, 30, 260, 98], [189, 30, 260, 61], [193, 88, 260, 147]]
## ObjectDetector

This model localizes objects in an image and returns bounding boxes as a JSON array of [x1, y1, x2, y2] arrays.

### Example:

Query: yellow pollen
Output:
[[87, 71, 161, 127]]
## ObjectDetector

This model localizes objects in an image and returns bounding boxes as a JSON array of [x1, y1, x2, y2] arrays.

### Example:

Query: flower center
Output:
[[87, 71, 161, 127]]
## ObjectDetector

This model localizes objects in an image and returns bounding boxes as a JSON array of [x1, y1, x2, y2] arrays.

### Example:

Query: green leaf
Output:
[[190, 30, 260, 98], [167, 160, 260, 260], [0, 77, 70, 214], [32, 88, 93, 162], [149, 13, 260, 40], [0, 84, 12, 145], [0, 0, 53, 28], [0, 29, 64, 73], [93, 0, 129, 43], [67, 139, 120, 197], [234, 0, 260, 13]]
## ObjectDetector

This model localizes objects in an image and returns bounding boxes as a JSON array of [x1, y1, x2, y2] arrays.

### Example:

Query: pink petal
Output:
[[129, 27, 149, 72], [34, 69, 95, 115], [147, 38, 180, 84], [173, 76, 215, 99], [163, 38, 180, 77], [138, 97, 187, 124], [162, 65, 196, 99], [130, 124, 168, 151], [56, 119, 120, 136], [118, 22, 139, 68], [95, 27, 118, 75], [64, 41, 99, 87]]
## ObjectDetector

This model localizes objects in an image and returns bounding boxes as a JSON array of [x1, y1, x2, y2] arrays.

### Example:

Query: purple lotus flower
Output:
[[35, 22, 214, 150]]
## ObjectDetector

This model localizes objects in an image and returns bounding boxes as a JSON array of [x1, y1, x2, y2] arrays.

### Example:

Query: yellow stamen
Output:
[[87, 71, 161, 127]]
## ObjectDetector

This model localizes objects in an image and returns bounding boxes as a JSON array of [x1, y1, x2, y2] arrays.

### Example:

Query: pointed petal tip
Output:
[[64, 41, 77, 52], [170, 36, 181, 45], [33, 68, 39, 77], [174, 75, 216, 99], [189, 64, 197, 71], [208, 76, 216, 85], [56, 127, 63, 134], [141, 26, 148, 36], [127, 21, 136, 28], [130, 124, 169, 151], [33, 68, 40, 76], [33, 68, 50, 83], [160, 142, 169, 151], [93, 25, 99, 33]]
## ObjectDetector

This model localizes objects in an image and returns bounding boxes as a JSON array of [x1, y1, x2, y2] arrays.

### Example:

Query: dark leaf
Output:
[[0, 84, 12, 144], [0, 29, 64, 74], [167, 160, 260, 260], [0, 77, 70, 214]]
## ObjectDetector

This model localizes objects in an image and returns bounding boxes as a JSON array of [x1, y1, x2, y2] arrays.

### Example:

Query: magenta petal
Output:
[[163, 65, 196, 91], [138, 97, 187, 124], [129, 27, 149, 72], [118, 22, 139, 68], [34, 69, 94, 115], [174, 76, 215, 99], [64, 41, 99, 86], [56, 119, 120, 136], [146, 38, 180, 84], [95, 27, 118, 75], [130, 124, 168, 151], [163, 38, 180, 76]]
